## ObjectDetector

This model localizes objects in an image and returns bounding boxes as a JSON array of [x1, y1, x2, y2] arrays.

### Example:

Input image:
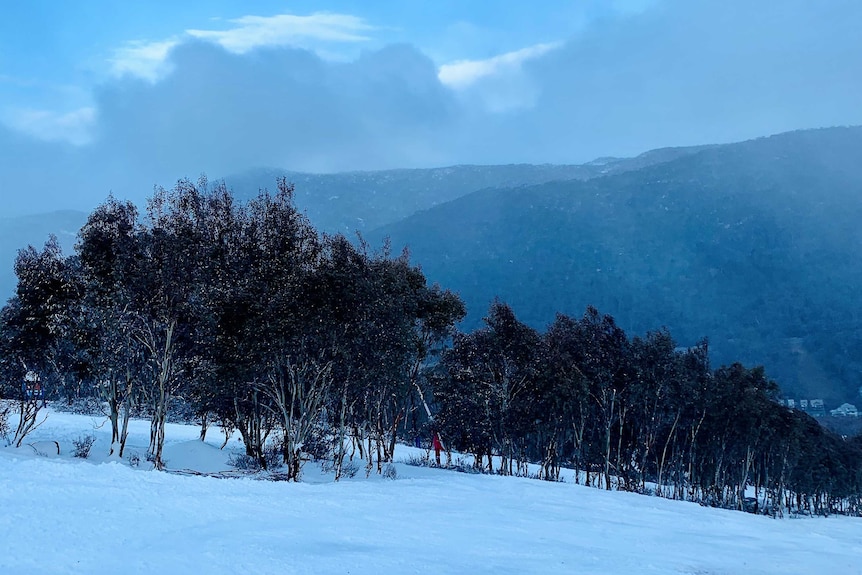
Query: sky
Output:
[[1, 0, 860, 215]]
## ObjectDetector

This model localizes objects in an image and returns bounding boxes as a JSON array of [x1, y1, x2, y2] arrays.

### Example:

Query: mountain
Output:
[[0, 164, 604, 303], [222, 150, 701, 234], [0, 144, 708, 303], [4, 127, 861, 404], [370, 127, 862, 404], [223, 164, 600, 234], [0, 210, 88, 302]]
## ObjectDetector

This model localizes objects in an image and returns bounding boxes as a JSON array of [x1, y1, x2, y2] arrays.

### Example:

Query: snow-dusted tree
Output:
[[256, 352, 332, 480], [134, 179, 214, 469], [77, 197, 147, 457], [434, 301, 542, 475], [4, 237, 83, 447]]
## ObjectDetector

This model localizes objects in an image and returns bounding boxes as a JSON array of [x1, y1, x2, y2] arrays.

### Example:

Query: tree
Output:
[[77, 196, 146, 456], [5, 237, 83, 446], [434, 301, 541, 475]]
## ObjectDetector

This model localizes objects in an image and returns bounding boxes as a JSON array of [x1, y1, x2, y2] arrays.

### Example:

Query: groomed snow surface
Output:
[[1, 408, 860, 575]]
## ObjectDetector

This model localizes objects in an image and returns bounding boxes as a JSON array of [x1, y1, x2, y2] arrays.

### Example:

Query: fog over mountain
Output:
[[370, 127, 862, 404], [4, 126, 862, 405], [2, 0, 861, 216]]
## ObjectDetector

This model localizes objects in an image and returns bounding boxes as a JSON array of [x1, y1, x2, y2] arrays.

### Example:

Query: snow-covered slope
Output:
[[1, 410, 859, 574]]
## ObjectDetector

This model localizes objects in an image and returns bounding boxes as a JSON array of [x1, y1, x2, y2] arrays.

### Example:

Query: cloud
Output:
[[437, 42, 564, 113], [498, 0, 862, 161], [2, 0, 862, 217], [109, 39, 182, 82], [438, 42, 562, 90], [0, 124, 92, 214], [2, 107, 96, 145], [108, 12, 375, 84], [186, 12, 374, 54], [86, 41, 456, 199]]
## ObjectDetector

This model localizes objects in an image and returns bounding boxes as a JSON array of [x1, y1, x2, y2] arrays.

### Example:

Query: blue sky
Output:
[[1, 0, 860, 214]]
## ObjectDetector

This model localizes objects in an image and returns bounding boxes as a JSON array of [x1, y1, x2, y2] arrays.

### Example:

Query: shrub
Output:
[[72, 434, 97, 458], [145, 451, 168, 468], [303, 425, 333, 461], [404, 453, 431, 467], [165, 397, 197, 424], [341, 459, 359, 479], [383, 463, 398, 480], [0, 401, 11, 444], [404, 452, 484, 475], [228, 444, 284, 472], [54, 397, 104, 416]]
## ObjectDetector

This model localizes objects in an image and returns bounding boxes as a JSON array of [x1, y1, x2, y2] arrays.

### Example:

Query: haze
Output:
[[1, 0, 860, 216]]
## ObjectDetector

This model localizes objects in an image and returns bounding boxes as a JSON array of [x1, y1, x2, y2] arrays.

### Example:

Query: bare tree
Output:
[[257, 354, 333, 480]]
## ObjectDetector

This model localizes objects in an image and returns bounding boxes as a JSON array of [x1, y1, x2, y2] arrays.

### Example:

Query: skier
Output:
[[432, 431, 443, 466]]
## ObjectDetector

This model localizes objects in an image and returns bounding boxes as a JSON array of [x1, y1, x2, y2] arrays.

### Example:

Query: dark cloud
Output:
[[91, 41, 456, 184], [1, 0, 860, 216], [491, 0, 862, 162]]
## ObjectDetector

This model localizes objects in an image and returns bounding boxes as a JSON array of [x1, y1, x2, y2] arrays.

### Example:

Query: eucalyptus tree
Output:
[[433, 301, 541, 475], [130, 178, 219, 468], [77, 196, 147, 456]]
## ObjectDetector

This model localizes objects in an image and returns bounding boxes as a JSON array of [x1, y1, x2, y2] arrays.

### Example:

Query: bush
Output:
[[451, 456, 483, 475], [144, 451, 168, 468], [128, 451, 141, 467], [324, 457, 360, 479], [383, 463, 397, 480], [227, 452, 257, 471], [165, 397, 197, 424], [228, 444, 284, 472], [303, 425, 333, 461], [403, 452, 484, 475], [0, 400, 11, 444], [72, 434, 97, 458], [404, 453, 432, 467], [341, 459, 359, 478], [54, 397, 104, 416]]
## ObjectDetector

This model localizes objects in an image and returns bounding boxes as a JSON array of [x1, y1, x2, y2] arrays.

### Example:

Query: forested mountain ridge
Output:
[[0, 149, 702, 301], [224, 164, 598, 234], [3, 127, 861, 405], [221, 147, 711, 233], [370, 126, 862, 404]]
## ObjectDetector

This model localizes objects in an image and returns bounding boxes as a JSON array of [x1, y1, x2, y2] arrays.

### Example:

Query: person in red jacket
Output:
[[432, 432, 443, 465]]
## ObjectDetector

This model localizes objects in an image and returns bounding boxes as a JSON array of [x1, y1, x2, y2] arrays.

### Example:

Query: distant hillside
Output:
[[4, 128, 861, 405], [0, 210, 87, 301], [371, 127, 862, 404], [0, 161, 655, 303], [222, 149, 713, 235], [223, 164, 601, 234]]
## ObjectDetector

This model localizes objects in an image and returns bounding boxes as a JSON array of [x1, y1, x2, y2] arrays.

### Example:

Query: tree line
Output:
[[432, 303, 862, 516], [0, 178, 465, 479], [1, 178, 860, 516]]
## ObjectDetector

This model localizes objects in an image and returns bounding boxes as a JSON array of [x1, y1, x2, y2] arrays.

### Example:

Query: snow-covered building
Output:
[[808, 399, 826, 417], [782, 398, 827, 417], [829, 403, 859, 417]]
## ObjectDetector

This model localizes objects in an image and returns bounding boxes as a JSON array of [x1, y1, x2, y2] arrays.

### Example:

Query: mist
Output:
[[2, 0, 860, 216]]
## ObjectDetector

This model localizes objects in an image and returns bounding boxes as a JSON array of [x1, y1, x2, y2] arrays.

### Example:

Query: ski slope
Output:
[[1, 409, 859, 574]]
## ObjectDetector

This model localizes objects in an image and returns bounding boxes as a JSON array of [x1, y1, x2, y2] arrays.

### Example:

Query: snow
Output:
[[1, 408, 860, 574]]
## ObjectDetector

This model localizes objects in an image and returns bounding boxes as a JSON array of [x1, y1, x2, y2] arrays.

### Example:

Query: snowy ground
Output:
[[1, 408, 860, 574]]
